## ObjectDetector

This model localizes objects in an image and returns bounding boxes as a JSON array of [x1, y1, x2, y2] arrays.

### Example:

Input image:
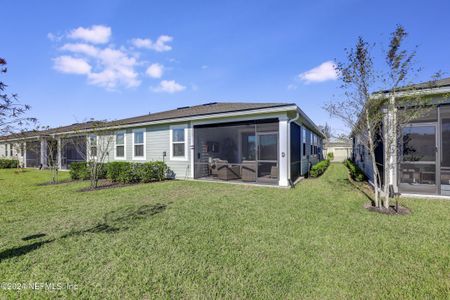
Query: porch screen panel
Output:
[[62, 136, 86, 169], [440, 106, 450, 195], [26, 141, 41, 167], [193, 119, 279, 185]]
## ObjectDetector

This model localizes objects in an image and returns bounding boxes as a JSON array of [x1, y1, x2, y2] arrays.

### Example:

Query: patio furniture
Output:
[[209, 158, 227, 177], [270, 166, 279, 179], [241, 160, 257, 182], [216, 162, 241, 181]]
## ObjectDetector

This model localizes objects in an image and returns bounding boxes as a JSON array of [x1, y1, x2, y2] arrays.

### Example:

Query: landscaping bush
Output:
[[69, 162, 90, 180], [118, 163, 142, 184], [107, 162, 129, 182], [70, 162, 109, 181], [344, 159, 366, 182], [107, 161, 170, 183], [310, 159, 330, 178], [140, 161, 169, 182], [327, 152, 334, 161], [0, 159, 19, 169]]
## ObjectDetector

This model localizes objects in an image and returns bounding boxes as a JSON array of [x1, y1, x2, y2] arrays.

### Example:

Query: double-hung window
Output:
[[115, 131, 125, 159], [89, 135, 98, 158], [170, 125, 187, 160], [302, 128, 306, 157], [133, 129, 145, 160], [10, 144, 13, 156], [5, 144, 8, 157]]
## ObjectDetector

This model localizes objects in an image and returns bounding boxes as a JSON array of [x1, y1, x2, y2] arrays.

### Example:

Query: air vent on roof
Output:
[[177, 106, 190, 110], [202, 102, 218, 106]]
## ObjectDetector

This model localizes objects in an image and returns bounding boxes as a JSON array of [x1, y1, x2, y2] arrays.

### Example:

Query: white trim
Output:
[[132, 128, 146, 160], [88, 134, 98, 161], [114, 130, 126, 160], [170, 124, 188, 161]]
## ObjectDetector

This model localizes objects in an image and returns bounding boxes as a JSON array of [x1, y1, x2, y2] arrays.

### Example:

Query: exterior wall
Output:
[[0, 141, 26, 166], [102, 123, 191, 179], [352, 133, 375, 183]]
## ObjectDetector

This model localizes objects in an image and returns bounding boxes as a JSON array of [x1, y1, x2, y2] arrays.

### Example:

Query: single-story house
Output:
[[323, 137, 352, 162], [352, 77, 450, 197], [0, 102, 325, 187]]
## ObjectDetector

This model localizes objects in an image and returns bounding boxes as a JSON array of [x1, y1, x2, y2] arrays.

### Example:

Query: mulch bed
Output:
[[77, 180, 136, 192]]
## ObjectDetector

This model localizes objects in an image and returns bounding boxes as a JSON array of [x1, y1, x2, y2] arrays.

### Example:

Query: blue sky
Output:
[[1, 0, 450, 134]]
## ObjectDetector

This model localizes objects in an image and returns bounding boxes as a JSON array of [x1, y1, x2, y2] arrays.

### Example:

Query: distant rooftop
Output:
[[376, 77, 450, 94], [1, 102, 296, 140]]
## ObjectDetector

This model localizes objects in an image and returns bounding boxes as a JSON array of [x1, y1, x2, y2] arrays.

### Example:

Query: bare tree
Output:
[[324, 37, 384, 207], [380, 25, 445, 208], [71, 122, 114, 189], [0, 57, 36, 135]]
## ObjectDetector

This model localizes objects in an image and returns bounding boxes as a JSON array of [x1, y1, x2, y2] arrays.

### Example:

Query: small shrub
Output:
[[327, 152, 334, 161], [69, 162, 90, 180], [107, 162, 130, 182], [0, 159, 19, 169], [118, 163, 142, 184], [140, 161, 169, 182], [344, 159, 366, 182], [310, 159, 330, 178]]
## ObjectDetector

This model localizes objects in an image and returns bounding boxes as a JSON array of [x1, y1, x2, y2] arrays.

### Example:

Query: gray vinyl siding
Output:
[[105, 123, 191, 179]]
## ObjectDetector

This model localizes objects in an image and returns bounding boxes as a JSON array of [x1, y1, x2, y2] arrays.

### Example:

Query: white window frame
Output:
[[302, 128, 306, 157], [132, 128, 146, 160], [170, 124, 188, 161], [88, 134, 98, 160], [114, 130, 126, 160]]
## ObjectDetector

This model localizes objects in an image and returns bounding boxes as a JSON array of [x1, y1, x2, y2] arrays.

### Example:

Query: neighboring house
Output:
[[352, 77, 450, 197], [0, 102, 325, 187], [323, 138, 352, 162]]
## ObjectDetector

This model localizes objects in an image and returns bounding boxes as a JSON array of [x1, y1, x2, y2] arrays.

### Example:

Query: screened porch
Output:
[[193, 119, 280, 185]]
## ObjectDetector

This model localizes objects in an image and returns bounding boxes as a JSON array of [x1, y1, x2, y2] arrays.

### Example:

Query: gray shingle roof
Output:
[[1, 102, 295, 140], [376, 77, 450, 94]]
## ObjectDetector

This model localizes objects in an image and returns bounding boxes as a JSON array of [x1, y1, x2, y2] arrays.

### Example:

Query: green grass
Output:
[[0, 165, 448, 299]]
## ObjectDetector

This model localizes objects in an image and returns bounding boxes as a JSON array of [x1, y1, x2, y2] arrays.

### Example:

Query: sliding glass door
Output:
[[399, 123, 437, 194]]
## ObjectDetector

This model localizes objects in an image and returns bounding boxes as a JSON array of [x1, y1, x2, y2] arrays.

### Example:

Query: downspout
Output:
[[287, 111, 300, 186]]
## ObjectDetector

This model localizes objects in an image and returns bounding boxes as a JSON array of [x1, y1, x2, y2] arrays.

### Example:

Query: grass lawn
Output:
[[0, 164, 449, 299]]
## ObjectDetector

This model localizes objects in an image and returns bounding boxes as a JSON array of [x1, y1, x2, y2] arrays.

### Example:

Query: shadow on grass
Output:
[[22, 233, 47, 241], [0, 203, 167, 262], [0, 240, 54, 262]]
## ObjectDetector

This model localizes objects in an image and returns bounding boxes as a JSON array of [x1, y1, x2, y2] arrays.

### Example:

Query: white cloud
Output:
[[287, 84, 297, 90], [87, 47, 140, 89], [68, 25, 111, 44], [60, 43, 99, 57], [152, 80, 185, 93], [145, 63, 164, 78], [53, 56, 91, 74], [299, 61, 337, 83], [131, 35, 173, 52]]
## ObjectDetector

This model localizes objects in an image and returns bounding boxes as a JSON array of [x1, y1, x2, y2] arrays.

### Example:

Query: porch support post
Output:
[[57, 137, 62, 170], [23, 142, 27, 168], [40, 138, 47, 168], [279, 116, 289, 187]]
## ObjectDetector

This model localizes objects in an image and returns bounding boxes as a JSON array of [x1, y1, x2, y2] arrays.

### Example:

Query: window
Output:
[[133, 129, 145, 159], [5, 144, 8, 156], [89, 135, 97, 158], [10, 144, 13, 156], [115, 131, 125, 159], [302, 128, 306, 157], [20, 144, 24, 157], [170, 125, 187, 160]]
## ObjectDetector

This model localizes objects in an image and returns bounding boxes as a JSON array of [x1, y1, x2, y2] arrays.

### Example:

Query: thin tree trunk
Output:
[[365, 109, 380, 207], [384, 95, 397, 209]]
